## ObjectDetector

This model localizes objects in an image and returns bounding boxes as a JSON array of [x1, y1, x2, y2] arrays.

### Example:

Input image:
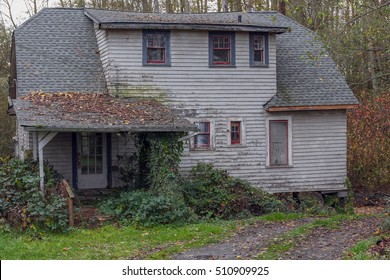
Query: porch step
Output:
[[75, 188, 126, 205]]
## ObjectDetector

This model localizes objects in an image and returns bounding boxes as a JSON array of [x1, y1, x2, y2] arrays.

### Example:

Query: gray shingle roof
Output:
[[14, 92, 195, 132], [268, 12, 358, 109], [84, 9, 288, 33], [13, 8, 358, 119], [14, 8, 106, 97]]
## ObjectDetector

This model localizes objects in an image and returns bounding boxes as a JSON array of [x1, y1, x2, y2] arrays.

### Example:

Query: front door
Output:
[[78, 132, 107, 189]]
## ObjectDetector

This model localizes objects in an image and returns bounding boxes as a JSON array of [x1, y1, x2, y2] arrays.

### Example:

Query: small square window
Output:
[[230, 121, 241, 145], [209, 32, 235, 66], [194, 122, 210, 148], [250, 33, 269, 67], [143, 30, 170, 66]]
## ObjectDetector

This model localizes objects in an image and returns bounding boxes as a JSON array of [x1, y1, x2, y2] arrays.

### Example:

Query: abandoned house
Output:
[[8, 8, 359, 196]]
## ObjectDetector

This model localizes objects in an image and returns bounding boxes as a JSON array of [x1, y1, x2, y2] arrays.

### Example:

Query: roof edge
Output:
[[266, 104, 359, 112]]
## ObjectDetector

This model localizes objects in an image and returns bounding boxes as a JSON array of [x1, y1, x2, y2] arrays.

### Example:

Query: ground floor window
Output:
[[267, 117, 292, 167], [194, 122, 211, 148]]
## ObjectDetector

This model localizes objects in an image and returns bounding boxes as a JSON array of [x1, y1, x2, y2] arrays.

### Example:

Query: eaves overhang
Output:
[[97, 22, 288, 33]]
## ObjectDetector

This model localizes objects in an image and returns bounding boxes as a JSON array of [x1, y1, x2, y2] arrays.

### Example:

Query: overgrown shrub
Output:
[[183, 163, 286, 219], [0, 157, 69, 232], [99, 190, 195, 227], [347, 91, 390, 190]]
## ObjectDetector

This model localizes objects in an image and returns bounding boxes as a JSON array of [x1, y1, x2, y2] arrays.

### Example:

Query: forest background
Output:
[[0, 0, 389, 191]]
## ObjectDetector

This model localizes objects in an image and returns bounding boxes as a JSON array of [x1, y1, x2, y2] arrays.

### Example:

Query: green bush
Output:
[[99, 190, 195, 227], [0, 158, 69, 232], [183, 163, 285, 219]]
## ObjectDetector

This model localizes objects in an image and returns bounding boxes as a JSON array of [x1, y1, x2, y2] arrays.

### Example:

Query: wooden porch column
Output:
[[38, 131, 58, 191], [32, 132, 38, 160]]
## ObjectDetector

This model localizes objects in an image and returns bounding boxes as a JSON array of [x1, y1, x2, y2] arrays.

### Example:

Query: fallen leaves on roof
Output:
[[20, 91, 181, 127]]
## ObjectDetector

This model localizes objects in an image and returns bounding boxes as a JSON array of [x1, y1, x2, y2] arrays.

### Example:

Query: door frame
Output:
[[71, 132, 112, 190]]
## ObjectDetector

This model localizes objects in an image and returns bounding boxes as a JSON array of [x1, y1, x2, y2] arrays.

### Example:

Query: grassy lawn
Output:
[[0, 221, 237, 260], [0, 212, 302, 260]]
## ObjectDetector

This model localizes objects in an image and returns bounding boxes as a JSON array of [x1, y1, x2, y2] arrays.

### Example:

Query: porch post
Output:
[[32, 132, 38, 160], [38, 131, 58, 191]]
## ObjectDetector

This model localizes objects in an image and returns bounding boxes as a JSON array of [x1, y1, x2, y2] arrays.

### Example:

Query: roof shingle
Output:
[[14, 92, 195, 132]]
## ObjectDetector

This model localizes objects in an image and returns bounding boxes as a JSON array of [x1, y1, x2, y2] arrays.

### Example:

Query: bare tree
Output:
[[0, 0, 17, 28]]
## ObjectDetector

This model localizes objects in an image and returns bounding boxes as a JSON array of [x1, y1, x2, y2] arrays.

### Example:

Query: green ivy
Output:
[[0, 158, 69, 232], [134, 132, 185, 196]]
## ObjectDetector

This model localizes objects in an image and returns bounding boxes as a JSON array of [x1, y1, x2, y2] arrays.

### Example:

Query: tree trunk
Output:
[[222, 0, 228, 12], [154, 0, 160, 12]]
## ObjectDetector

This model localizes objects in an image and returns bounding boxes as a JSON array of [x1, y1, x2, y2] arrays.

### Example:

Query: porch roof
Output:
[[13, 92, 196, 132]]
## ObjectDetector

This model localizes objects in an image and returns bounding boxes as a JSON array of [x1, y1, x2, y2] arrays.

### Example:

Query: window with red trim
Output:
[[194, 122, 210, 148], [269, 120, 288, 166], [143, 30, 170, 65], [212, 35, 230, 64], [147, 33, 166, 63], [230, 121, 241, 145]]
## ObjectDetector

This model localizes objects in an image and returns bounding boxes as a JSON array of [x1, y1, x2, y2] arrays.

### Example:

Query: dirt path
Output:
[[280, 216, 383, 260], [172, 215, 384, 260], [173, 218, 316, 260]]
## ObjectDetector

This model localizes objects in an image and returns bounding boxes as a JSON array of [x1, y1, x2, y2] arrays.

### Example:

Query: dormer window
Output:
[[209, 32, 235, 67], [249, 33, 269, 67], [143, 30, 171, 66]]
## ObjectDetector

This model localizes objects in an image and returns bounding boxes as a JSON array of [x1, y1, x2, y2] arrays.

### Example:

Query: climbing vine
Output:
[[134, 132, 185, 195]]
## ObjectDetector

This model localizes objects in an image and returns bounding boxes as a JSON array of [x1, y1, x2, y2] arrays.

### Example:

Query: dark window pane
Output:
[[270, 121, 288, 165], [195, 135, 209, 147], [213, 50, 229, 63], [96, 165, 103, 174], [197, 122, 209, 133], [231, 121, 240, 144], [81, 165, 88, 174], [254, 50, 263, 62]]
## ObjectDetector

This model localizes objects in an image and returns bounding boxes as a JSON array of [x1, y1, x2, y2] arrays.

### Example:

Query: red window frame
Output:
[[146, 33, 166, 64], [269, 120, 289, 166], [194, 122, 210, 148], [230, 121, 241, 145], [212, 35, 231, 65]]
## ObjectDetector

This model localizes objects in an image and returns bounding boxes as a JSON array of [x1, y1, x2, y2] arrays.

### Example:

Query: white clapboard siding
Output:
[[43, 132, 73, 183], [95, 27, 348, 193]]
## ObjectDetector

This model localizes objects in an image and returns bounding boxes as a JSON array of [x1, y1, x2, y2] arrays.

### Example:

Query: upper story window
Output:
[[143, 30, 171, 66], [209, 32, 235, 67], [249, 33, 269, 67]]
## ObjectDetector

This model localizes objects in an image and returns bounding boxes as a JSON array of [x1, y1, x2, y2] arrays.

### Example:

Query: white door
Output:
[[78, 132, 107, 189]]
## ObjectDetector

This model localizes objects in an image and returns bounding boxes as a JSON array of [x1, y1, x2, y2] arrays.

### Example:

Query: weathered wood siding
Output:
[[43, 132, 73, 183], [261, 110, 347, 192], [95, 28, 347, 193]]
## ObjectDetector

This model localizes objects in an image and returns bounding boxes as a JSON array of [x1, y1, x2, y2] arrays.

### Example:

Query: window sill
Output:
[[228, 144, 246, 148], [209, 65, 236, 68], [265, 165, 293, 169], [250, 64, 269, 68], [190, 147, 215, 152], [143, 63, 171, 67]]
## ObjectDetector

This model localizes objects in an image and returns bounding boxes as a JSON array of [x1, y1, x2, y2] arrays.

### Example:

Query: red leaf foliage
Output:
[[347, 91, 390, 190]]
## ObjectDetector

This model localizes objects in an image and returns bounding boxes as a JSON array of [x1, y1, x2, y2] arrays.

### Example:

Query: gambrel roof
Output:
[[12, 8, 358, 130], [269, 13, 358, 110], [14, 8, 106, 97]]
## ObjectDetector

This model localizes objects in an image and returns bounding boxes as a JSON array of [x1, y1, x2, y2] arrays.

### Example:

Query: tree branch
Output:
[[1, 0, 17, 28], [350, 73, 390, 87], [334, 1, 390, 38]]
